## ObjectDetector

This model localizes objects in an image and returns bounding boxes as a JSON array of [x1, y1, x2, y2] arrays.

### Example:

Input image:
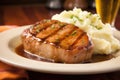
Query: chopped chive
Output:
[[46, 19, 51, 22], [59, 23, 66, 27], [55, 38, 60, 43], [70, 15, 74, 18], [51, 24, 55, 29], [43, 19, 50, 22], [89, 12, 92, 16], [91, 24, 102, 30], [36, 29, 40, 33], [78, 18, 83, 22], [71, 30, 77, 36], [74, 16, 83, 22], [97, 27, 102, 30], [70, 15, 83, 22]]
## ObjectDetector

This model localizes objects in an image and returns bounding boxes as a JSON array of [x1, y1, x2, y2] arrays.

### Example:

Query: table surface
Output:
[[0, 4, 120, 80]]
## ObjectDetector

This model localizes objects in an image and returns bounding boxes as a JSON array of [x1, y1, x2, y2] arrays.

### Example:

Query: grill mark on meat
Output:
[[36, 23, 62, 39], [46, 24, 75, 44], [30, 20, 58, 35], [59, 28, 84, 50], [71, 33, 89, 50]]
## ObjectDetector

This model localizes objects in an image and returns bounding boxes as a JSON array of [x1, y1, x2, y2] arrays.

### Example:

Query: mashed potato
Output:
[[52, 8, 120, 54]]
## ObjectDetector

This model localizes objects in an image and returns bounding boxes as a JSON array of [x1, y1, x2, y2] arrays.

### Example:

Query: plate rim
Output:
[[0, 25, 120, 74]]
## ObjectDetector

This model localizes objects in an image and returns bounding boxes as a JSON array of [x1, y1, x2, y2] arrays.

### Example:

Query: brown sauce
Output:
[[15, 44, 115, 63], [15, 44, 54, 62]]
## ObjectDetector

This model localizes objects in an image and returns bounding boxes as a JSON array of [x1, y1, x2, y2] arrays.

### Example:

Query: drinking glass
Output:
[[95, 0, 120, 28]]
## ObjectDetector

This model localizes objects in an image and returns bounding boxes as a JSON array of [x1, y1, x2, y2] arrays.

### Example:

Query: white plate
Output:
[[0, 25, 120, 74]]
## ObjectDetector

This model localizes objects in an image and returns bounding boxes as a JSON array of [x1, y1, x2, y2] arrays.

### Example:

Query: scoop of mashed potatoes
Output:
[[52, 8, 120, 54]]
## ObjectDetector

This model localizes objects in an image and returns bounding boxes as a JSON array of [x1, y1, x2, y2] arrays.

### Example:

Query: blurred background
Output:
[[0, 0, 119, 29], [0, 0, 47, 5], [0, 0, 95, 9]]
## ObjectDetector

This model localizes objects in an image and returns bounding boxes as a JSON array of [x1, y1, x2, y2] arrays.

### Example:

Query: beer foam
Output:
[[52, 8, 120, 54]]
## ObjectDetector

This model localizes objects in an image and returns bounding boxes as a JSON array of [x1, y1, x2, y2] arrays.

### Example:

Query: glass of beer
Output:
[[95, 0, 120, 27]]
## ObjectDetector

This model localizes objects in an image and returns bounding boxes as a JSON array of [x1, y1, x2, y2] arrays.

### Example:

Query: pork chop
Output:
[[21, 19, 93, 63]]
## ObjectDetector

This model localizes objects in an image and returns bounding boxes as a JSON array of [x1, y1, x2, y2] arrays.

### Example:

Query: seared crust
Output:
[[21, 19, 93, 63]]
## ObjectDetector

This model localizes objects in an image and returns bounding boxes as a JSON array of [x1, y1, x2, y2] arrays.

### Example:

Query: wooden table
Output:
[[0, 5, 120, 80]]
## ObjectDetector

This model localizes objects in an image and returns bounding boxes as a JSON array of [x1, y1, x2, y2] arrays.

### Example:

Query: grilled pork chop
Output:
[[21, 19, 93, 63]]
